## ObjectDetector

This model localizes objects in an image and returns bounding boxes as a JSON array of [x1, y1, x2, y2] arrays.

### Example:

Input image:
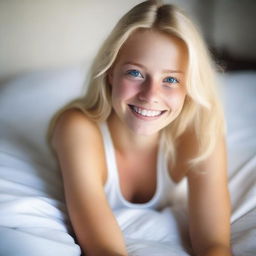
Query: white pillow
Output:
[[218, 71, 256, 172], [0, 65, 87, 234], [0, 65, 87, 168]]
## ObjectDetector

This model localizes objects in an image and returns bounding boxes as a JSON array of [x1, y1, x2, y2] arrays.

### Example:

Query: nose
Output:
[[138, 78, 160, 104]]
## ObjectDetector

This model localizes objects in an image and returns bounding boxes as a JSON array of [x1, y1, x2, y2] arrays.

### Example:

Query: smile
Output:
[[128, 104, 166, 117]]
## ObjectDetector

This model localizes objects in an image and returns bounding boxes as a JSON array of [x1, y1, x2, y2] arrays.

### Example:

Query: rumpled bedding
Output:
[[0, 67, 255, 255]]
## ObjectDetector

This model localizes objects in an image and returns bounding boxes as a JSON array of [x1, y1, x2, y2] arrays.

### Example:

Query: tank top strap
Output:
[[98, 121, 119, 192]]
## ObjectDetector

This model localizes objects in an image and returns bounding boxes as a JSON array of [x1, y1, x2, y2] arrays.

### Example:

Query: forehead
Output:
[[115, 29, 188, 71]]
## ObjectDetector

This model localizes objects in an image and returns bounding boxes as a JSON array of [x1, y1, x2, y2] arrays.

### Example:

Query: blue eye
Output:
[[127, 69, 143, 78], [164, 77, 179, 84]]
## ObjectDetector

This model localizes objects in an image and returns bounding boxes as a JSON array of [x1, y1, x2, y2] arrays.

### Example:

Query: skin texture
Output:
[[52, 29, 232, 256], [108, 28, 187, 138]]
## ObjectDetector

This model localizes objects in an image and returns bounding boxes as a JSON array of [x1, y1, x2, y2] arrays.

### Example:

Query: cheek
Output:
[[166, 90, 186, 109], [112, 78, 139, 100]]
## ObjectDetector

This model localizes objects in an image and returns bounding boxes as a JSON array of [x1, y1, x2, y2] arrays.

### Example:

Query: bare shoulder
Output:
[[51, 108, 107, 186], [170, 126, 198, 182], [51, 108, 101, 151], [187, 133, 227, 180], [172, 125, 227, 179]]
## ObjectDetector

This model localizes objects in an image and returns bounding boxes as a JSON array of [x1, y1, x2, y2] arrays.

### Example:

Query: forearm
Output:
[[78, 224, 128, 256], [199, 244, 232, 256], [86, 249, 128, 256], [67, 195, 128, 256]]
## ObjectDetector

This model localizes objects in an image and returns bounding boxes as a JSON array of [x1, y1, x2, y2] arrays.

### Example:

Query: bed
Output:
[[0, 66, 255, 255]]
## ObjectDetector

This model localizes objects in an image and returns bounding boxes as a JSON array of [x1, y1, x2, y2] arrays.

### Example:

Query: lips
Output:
[[128, 104, 166, 117]]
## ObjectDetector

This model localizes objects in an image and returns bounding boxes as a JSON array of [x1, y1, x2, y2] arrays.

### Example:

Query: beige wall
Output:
[[0, 0, 199, 79], [1, 0, 255, 80], [0, 0, 141, 79]]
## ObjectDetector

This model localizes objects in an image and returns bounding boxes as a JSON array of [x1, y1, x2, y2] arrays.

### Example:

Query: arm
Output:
[[51, 109, 128, 256], [186, 135, 232, 256]]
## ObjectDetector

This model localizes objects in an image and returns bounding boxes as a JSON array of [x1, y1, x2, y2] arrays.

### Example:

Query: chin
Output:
[[128, 123, 162, 136]]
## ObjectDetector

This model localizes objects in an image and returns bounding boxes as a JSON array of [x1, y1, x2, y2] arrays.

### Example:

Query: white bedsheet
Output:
[[0, 67, 255, 255]]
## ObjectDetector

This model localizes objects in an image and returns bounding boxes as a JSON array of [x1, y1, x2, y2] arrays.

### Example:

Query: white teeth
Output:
[[132, 105, 162, 117]]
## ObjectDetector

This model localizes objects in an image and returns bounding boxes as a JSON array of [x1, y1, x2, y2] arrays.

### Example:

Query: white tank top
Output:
[[99, 122, 188, 211]]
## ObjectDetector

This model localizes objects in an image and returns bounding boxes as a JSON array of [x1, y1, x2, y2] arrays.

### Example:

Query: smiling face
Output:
[[107, 28, 188, 136]]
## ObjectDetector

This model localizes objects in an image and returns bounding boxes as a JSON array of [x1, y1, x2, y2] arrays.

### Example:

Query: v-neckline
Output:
[[105, 122, 162, 207]]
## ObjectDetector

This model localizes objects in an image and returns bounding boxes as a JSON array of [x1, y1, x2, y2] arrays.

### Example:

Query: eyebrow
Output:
[[123, 61, 184, 74]]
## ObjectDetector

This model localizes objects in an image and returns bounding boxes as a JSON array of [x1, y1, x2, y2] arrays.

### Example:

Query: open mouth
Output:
[[128, 104, 166, 118]]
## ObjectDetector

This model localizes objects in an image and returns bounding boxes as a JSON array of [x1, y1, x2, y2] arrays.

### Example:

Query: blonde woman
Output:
[[47, 1, 231, 255]]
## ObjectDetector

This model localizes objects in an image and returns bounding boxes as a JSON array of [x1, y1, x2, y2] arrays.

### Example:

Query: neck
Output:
[[107, 112, 159, 155]]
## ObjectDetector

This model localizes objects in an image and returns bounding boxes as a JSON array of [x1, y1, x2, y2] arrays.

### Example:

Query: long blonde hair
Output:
[[47, 0, 225, 170]]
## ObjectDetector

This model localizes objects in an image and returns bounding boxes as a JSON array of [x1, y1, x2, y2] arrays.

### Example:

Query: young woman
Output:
[[47, 1, 231, 255]]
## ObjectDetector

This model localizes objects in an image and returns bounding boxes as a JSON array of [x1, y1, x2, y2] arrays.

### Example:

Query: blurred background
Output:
[[0, 0, 256, 81]]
